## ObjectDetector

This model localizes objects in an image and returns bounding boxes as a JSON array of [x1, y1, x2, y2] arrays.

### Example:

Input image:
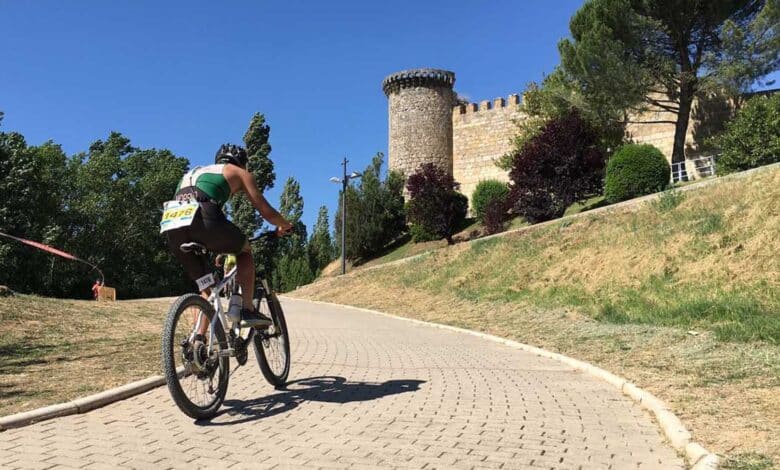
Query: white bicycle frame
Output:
[[189, 266, 239, 355], [190, 265, 273, 357]]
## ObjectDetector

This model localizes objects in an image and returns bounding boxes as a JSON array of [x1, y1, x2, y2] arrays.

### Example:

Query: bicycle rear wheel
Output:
[[161, 294, 229, 419], [253, 292, 290, 388]]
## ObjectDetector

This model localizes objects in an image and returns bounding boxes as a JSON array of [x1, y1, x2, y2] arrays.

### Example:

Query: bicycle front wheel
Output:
[[253, 293, 290, 388], [161, 293, 229, 419]]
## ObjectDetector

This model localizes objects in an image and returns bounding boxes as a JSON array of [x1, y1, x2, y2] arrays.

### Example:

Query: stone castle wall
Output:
[[452, 95, 525, 200], [384, 68, 760, 205], [452, 93, 734, 201], [388, 86, 455, 177], [384, 69, 456, 179]]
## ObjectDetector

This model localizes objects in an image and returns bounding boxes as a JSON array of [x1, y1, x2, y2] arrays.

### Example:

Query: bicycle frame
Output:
[[187, 230, 278, 356], [190, 265, 274, 357], [187, 266, 237, 354]]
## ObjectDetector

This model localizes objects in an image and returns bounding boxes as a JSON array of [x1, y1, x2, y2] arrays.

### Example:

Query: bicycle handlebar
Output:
[[248, 229, 289, 243]]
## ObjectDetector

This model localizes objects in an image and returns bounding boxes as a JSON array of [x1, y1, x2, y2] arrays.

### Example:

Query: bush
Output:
[[471, 180, 509, 224], [713, 93, 780, 174], [409, 223, 439, 243], [406, 163, 468, 244], [508, 110, 606, 222], [482, 198, 507, 235], [604, 144, 670, 203]]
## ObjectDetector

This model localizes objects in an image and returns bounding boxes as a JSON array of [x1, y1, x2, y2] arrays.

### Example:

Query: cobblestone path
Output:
[[1, 298, 684, 469]]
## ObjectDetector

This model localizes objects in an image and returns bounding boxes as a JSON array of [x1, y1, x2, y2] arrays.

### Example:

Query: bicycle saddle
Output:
[[180, 242, 207, 255]]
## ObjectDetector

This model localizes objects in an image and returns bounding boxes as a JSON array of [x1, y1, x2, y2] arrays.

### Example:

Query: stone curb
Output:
[[284, 296, 719, 470], [0, 375, 165, 431]]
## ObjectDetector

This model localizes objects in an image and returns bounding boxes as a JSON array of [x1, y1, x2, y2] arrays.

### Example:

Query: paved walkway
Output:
[[1, 298, 684, 469]]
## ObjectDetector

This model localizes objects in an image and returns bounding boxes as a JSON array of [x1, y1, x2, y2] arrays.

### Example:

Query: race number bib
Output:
[[160, 200, 199, 233], [195, 273, 215, 291]]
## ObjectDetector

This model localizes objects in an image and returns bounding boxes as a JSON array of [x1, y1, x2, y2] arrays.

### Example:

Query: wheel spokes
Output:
[[257, 300, 287, 376], [173, 304, 223, 408]]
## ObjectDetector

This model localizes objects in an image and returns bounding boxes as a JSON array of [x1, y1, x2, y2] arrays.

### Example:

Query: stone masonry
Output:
[[452, 95, 525, 201], [383, 68, 761, 203], [383, 69, 456, 177]]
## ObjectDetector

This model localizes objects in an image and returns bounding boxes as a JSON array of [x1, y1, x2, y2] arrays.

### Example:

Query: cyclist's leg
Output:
[[166, 227, 211, 335], [196, 202, 251, 307], [235, 241, 255, 310]]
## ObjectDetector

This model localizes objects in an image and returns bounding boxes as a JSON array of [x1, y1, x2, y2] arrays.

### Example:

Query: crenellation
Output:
[[452, 91, 527, 200], [384, 66, 759, 205], [384, 68, 456, 177]]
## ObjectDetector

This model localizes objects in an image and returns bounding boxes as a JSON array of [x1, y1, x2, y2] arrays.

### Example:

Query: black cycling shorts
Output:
[[166, 198, 247, 282]]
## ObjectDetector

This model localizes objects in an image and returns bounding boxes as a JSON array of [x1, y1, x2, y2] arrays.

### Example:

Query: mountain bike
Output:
[[161, 230, 291, 420]]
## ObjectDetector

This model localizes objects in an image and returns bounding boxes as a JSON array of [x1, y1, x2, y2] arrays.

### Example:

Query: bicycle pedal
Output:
[[218, 349, 235, 357]]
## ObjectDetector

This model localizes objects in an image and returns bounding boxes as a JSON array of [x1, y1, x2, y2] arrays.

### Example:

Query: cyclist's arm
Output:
[[237, 169, 291, 230]]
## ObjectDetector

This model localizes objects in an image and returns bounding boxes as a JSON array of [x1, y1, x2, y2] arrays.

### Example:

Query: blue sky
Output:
[[2, 0, 776, 231]]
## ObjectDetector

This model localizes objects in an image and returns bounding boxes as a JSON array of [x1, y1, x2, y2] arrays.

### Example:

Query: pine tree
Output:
[[558, 0, 779, 164], [230, 113, 276, 236], [227, 113, 277, 277], [334, 153, 405, 260], [308, 205, 334, 274], [273, 177, 313, 291]]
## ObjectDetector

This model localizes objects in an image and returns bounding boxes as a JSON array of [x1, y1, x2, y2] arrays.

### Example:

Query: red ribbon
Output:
[[0, 231, 104, 283]]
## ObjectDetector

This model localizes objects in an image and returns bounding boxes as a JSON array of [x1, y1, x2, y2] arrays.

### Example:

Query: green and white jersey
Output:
[[175, 164, 231, 206]]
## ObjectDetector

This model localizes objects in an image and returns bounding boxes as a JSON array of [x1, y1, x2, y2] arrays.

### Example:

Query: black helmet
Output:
[[214, 143, 248, 167]]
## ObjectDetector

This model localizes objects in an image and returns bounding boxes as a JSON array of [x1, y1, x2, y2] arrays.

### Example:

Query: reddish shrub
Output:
[[508, 110, 605, 222], [482, 198, 507, 235], [406, 163, 468, 244]]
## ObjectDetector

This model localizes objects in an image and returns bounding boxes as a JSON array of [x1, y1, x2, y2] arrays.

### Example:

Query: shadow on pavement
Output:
[[196, 376, 425, 426]]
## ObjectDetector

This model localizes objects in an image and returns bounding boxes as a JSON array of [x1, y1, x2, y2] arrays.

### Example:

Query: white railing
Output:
[[671, 161, 689, 183], [671, 155, 718, 183], [692, 155, 717, 178]]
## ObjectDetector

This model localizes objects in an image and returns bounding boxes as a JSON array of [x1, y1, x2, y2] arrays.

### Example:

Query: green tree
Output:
[[227, 113, 278, 278], [65, 133, 190, 298], [273, 177, 313, 292], [713, 92, 780, 173], [307, 205, 334, 274], [279, 177, 303, 223], [604, 144, 670, 203], [334, 153, 406, 260], [496, 69, 625, 171], [0, 128, 189, 298], [0, 133, 70, 295], [558, 0, 780, 164], [230, 113, 276, 236]]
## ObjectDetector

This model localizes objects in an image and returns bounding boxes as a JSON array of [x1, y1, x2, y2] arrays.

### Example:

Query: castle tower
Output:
[[382, 68, 456, 177]]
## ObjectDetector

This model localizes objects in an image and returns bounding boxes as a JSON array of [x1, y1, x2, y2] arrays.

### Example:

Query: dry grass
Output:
[[293, 166, 780, 467], [0, 296, 170, 416]]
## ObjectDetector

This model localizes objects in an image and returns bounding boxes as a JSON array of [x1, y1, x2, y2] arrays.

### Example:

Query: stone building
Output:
[[383, 67, 754, 202], [382, 69, 457, 177]]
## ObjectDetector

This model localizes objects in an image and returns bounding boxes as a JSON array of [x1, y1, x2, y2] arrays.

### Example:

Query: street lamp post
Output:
[[330, 157, 361, 275]]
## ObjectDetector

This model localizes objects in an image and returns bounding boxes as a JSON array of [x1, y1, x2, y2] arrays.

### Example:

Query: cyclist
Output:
[[164, 143, 292, 328]]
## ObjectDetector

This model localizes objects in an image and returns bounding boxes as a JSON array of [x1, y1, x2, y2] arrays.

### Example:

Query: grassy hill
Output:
[[0, 297, 170, 416], [293, 165, 780, 468]]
